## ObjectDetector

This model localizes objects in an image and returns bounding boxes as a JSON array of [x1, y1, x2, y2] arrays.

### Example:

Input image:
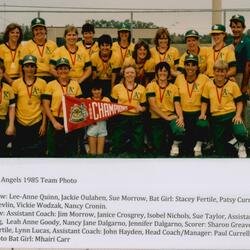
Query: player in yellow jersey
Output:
[[175, 54, 209, 157], [0, 63, 15, 156], [43, 58, 83, 157], [50, 25, 92, 89], [77, 23, 99, 57], [123, 40, 155, 86], [146, 62, 185, 156], [21, 17, 57, 82], [111, 63, 146, 155], [12, 55, 47, 157], [200, 60, 247, 158], [205, 24, 236, 79], [112, 23, 134, 65], [0, 23, 23, 84], [178, 29, 209, 74], [91, 34, 122, 97], [76, 23, 99, 97], [150, 28, 180, 81]]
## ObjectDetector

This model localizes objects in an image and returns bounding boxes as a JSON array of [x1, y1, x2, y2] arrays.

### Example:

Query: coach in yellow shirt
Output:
[[200, 60, 247, 157]]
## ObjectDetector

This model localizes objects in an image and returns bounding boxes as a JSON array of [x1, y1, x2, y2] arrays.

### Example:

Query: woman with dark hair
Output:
[[21, 17, 57, 83], [146, 62, 185, 156], [91, 34, 122, 97], [0, 23, 23, 84], [43, 57, 83, 157], [77, 23, 99, 56], [50, 25, 92, 89], [0, 63, 15, 157], [112, 24, 135, 65], [12, 55, 47, 157], [150, 28, 180, 81], [205, 24, 236, 79], [123, 40, 155, 86], [175, 54, 209, 157]]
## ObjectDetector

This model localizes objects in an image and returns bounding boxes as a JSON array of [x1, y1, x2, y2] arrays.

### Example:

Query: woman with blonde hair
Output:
[[111, 63, 146, 155], [200, 60, 247, 158]]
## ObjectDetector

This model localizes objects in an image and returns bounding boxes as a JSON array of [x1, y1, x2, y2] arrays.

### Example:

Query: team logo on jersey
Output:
[[133, 92, 141, 100], [3, 91, 9, 99], [70, 103, 88, 123]]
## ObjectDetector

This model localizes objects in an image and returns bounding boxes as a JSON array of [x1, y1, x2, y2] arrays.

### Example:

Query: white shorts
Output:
[[87, 121, 107, 137]]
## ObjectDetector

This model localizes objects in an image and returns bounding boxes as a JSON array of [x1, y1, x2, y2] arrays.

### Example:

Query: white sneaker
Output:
[[194, 145, 202, 157], [170, 144, 179, 157], [238, 145, 247, 158]]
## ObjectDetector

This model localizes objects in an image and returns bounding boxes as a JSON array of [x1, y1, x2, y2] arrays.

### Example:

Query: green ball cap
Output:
[[211, 24, 226, 34], [185, 29, 199, 38], [118, 23, 131, 32], [22, 55, 37, 65], [56, 57, 71, 69], [184, 54, 199, 63], [230, 14, 245, 25], [31, 17, 46, 29]]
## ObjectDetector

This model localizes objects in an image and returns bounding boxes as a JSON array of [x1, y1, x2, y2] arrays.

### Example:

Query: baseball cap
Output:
[[22, 55, 37, 65], [56, 58, 71, 68], [118, 23, 131, 32], [211, 24, 226, 34], [31, 17, 46, 29], [184, 54, 199, 63], [185, 30, 199, 39], [230, 14, 245, 25]]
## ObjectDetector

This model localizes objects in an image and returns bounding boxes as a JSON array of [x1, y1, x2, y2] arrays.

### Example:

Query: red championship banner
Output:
[[62, 95, 134, 133]]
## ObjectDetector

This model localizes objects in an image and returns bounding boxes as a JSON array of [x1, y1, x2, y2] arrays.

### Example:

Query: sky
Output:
[[0, 0, 250, 34]]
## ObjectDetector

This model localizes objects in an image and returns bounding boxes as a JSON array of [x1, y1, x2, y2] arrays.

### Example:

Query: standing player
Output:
[[0, 63, 15, 157], [150, 27, 180, 81], [205, 24, 236, 79], [112, 23, 135, 65], [91, 34, 122, 97], [0, 23, 23, 84], [21, 17, 57, 83], [178, 29, 208, 74], [12, 55, 47, 157]]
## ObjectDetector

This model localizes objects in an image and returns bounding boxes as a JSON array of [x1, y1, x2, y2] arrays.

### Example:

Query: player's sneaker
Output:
[[170, 144, 179, 157], [194, 145, 202, 157], [238, 145, 247, 158]]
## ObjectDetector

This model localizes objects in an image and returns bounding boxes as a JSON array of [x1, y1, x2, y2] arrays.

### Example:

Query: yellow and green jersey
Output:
[[175, 73, 209, 112], [201, 79, 242, 116], [150, 46, 180, 70], [112, 42, 134, 64], [123, 57, 155, 85], [111, 82, 146, 116], [12, 77, 46, 125], [0, 82, 15, 120], [0, 43, 23, 79], [205, 45, 236, 77], [50, 45, 91, 80], [76, 40, 99, 56], [178, 47, 209, 74], [146, 80, 180, 119], [21, 39, 57, 77], [91, 51, 122, 80], [42, 79, 82, 118]]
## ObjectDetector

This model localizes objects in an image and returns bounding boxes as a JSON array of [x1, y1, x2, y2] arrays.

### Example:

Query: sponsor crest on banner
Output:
[[70, 103, 88, 123]]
